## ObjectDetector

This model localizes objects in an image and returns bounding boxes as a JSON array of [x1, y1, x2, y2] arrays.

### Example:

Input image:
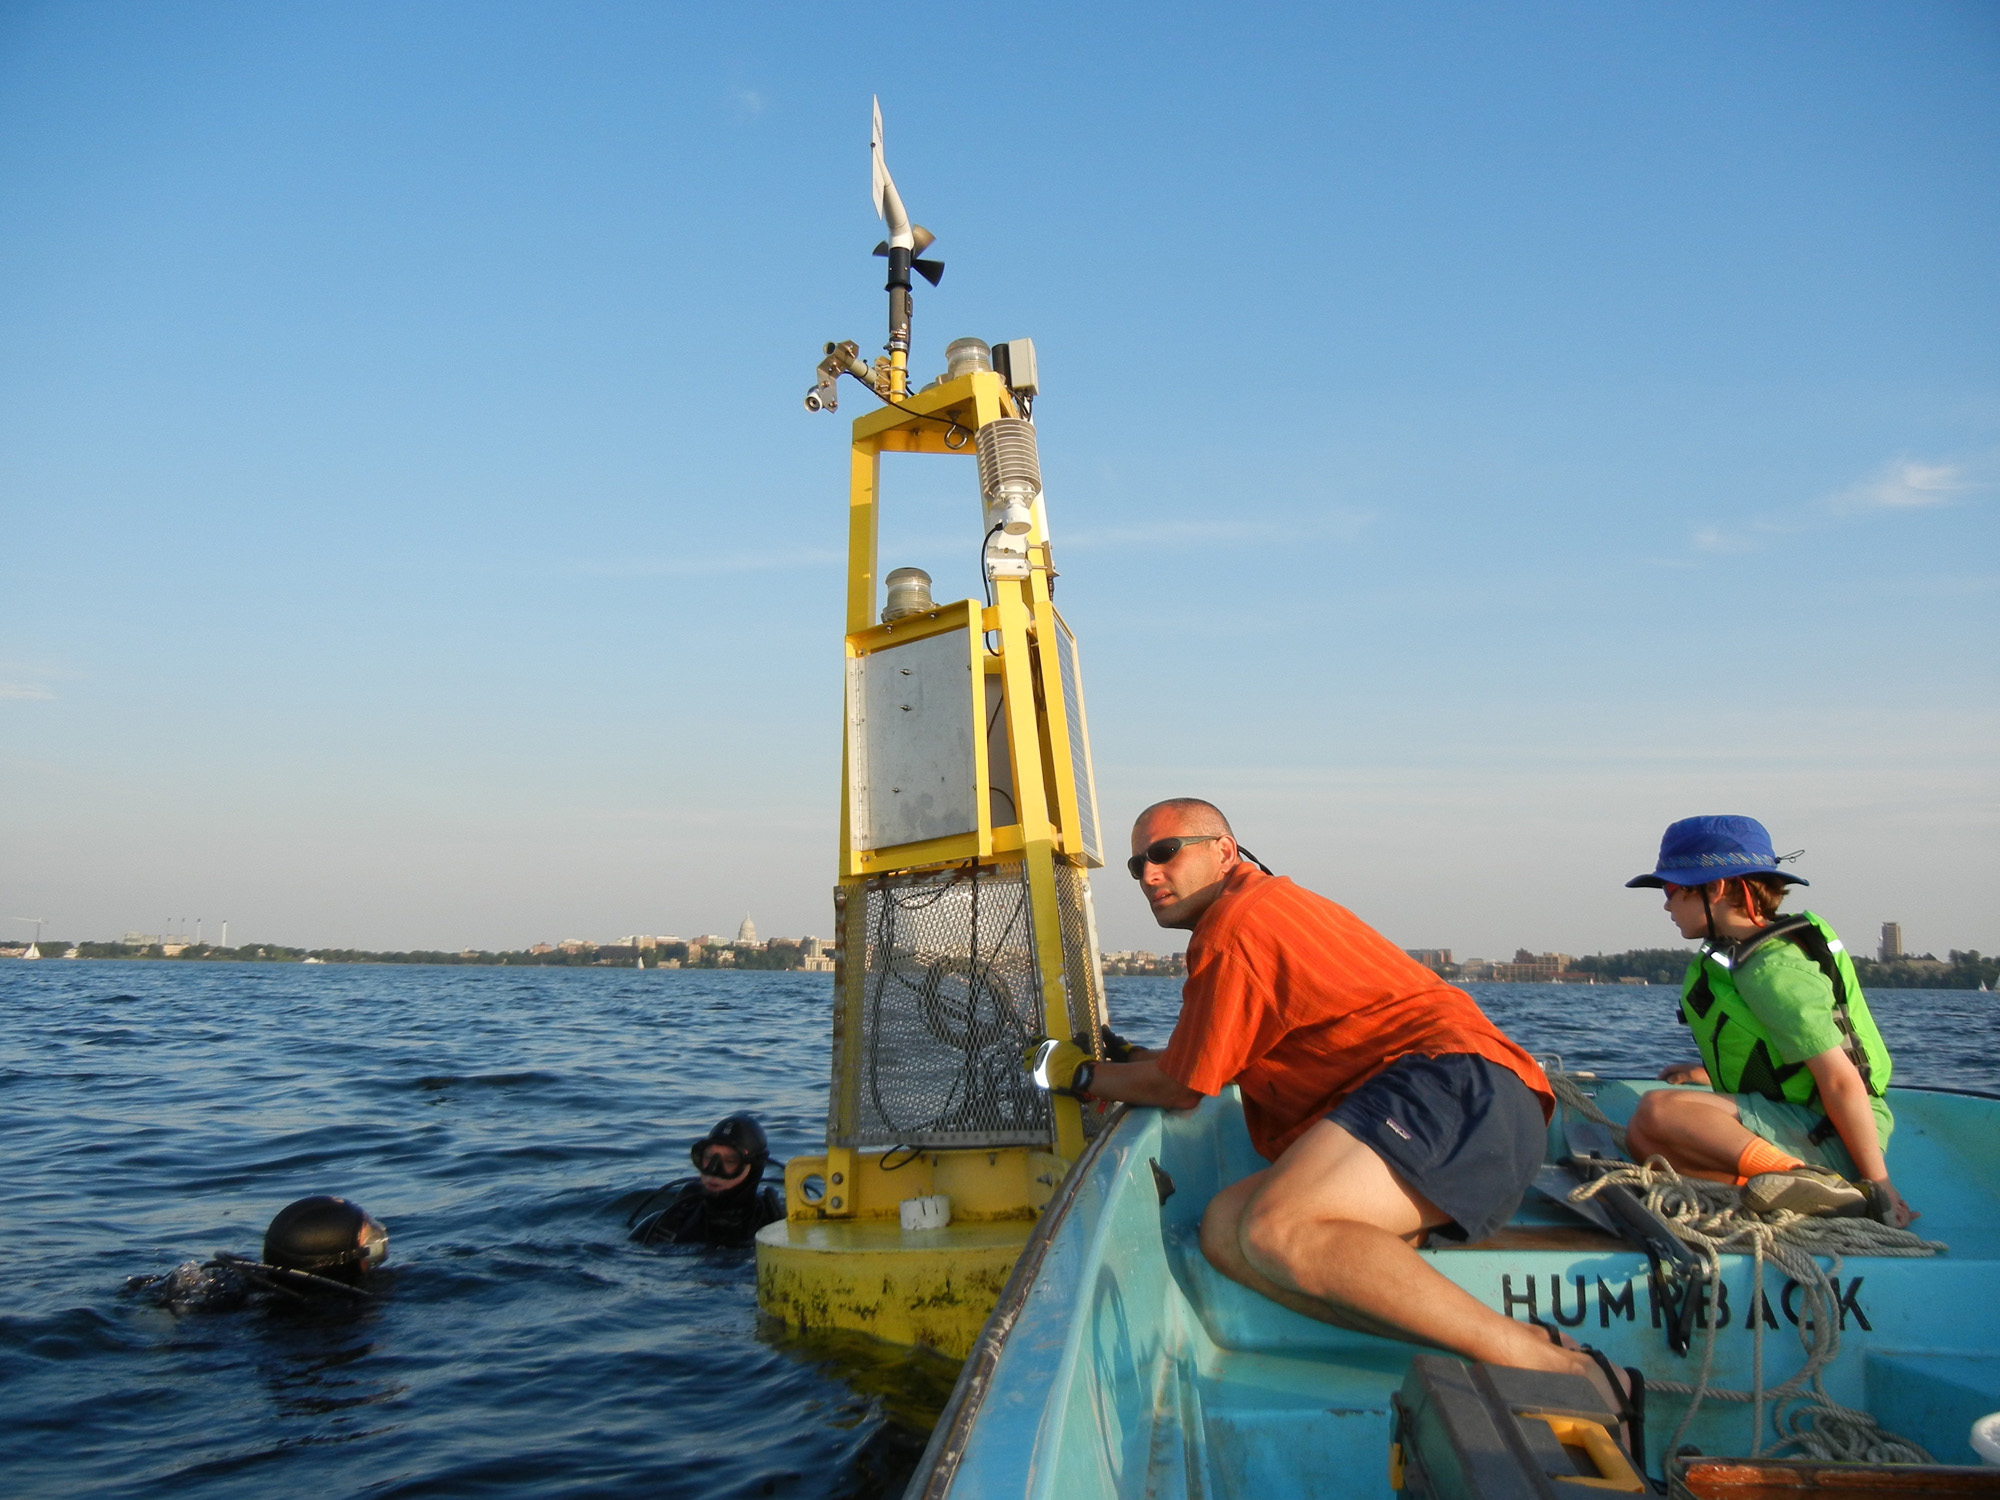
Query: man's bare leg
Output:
[[1199, 1121, 1624, 1401], [1200, 1170, 1441, 1344]]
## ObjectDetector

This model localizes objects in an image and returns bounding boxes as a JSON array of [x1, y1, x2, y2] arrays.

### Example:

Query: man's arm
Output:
[[1803, 1046, 1916, 1227], [1085, 1056, 1203, 1110]]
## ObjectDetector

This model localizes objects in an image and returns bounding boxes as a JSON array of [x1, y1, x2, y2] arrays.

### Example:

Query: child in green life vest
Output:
[[1624, 815, 1915, 1228]]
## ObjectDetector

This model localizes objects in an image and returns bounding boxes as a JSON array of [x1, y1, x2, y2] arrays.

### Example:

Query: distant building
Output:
[[1487, 950, 1572, 983], [1880, 922, 1904, 962], [1099, 948, 1187, 977], [559, 939, 592, 954], [529, 942, 554, 955], [1405, 948, 1453, 974], [800, 936, 828, 958], [737, 916, 758, 946]]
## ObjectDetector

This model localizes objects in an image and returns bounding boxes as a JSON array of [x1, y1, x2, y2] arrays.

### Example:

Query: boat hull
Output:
[[913, 1083, 2000, 1498]]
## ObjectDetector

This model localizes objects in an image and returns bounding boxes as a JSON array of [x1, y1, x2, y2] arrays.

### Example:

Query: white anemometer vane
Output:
[[872, 96, 915, 253]]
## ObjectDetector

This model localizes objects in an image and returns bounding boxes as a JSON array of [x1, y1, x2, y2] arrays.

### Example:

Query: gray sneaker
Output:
[[1742, 1165, 1868, 1217]]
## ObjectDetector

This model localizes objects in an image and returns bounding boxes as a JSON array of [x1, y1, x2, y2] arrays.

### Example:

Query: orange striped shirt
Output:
[[1157, 866, 1553, 1161]]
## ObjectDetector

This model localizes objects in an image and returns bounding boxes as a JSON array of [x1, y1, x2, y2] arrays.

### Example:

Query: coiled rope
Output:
[[1548, 1072, 1947, 1464]]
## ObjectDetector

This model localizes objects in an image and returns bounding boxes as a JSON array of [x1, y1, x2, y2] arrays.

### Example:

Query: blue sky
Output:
[[2, 2, 1995, 959]]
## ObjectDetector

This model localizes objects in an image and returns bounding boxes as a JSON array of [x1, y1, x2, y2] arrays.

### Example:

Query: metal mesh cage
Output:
[[1053, 863, 1108, 1051], [1053, 862, 1114, 1140], [831, 863, 1056, 1149], [1049, 612, 1100, 864]]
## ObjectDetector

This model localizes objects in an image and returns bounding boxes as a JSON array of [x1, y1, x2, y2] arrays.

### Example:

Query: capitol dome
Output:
[[736, 915, 757, 944]]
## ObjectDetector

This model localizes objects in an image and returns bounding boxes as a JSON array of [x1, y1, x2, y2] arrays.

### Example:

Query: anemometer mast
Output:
[[760, 100, 1110, 1358], [803, 98, 948, 414]]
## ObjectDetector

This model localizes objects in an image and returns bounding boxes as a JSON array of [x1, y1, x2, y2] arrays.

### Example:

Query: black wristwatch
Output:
[[1072, 1060, 1097, 1100]]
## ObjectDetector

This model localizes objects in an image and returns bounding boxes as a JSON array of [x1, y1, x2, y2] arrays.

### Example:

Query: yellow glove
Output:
[[1025, 1038, 1096, 1099]]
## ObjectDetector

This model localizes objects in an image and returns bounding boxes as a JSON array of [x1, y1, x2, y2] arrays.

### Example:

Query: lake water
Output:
[[2, 961, 1993, 1497]]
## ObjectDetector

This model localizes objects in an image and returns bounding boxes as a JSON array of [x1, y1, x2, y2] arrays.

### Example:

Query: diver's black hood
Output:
[[263, 1196, 386, 1283]]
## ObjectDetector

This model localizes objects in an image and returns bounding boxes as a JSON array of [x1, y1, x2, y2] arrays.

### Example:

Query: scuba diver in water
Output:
[[128, 1195, 390, 1311], [628, 1114, 784, 1247]]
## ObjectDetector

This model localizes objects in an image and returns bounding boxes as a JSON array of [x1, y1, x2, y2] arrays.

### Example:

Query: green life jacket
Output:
[[1678, 911, 1891, 1122]]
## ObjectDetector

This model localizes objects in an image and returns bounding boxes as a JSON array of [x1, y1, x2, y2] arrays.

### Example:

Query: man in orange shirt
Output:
[[1036, 799, 1635, 1420]]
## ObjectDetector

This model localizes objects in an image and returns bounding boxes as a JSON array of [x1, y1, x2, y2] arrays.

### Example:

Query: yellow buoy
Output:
[[757, 101, 1111, 1359]]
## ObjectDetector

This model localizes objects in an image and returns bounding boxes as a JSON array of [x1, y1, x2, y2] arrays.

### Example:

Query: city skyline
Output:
[[4, 908, 1977, 973]]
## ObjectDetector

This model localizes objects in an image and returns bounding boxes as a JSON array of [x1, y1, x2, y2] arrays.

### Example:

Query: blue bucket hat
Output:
[[1626, 815, 1808, 889]]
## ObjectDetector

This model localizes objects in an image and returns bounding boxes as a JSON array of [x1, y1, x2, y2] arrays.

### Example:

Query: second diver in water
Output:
[[629, 1114, 785, 1247]]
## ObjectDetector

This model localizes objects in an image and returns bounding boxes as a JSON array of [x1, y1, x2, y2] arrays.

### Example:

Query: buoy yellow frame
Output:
[[832, 368, 1102, 1184], [758, 368, 1108, 1358]]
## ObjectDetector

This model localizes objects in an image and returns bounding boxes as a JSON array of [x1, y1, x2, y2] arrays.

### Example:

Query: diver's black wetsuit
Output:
[[630, 1174, 784, 1246], [127, 1254, 371, 1312]]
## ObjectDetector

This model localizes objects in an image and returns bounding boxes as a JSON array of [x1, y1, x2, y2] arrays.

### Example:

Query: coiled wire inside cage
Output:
[[846, 863, 1055, 1149]]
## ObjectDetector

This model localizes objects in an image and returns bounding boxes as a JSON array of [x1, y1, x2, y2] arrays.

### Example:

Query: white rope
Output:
[[1540, 1066, 1945, 1463], [1563, 1136, 1945, 1463]]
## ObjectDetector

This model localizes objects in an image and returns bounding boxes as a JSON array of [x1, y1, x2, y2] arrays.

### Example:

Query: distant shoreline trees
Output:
[[34, 939, 813, 971], [1552, 948, 1998, 991]]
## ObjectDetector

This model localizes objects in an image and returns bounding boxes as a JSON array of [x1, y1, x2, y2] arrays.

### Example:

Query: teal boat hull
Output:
[[911, 1082, 2000, 1498]]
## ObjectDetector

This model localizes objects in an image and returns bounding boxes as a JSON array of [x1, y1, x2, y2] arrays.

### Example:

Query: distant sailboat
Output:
[[21, 943, 40, 960]]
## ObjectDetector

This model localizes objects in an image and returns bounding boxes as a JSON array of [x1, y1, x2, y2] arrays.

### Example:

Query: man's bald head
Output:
[[1130, 799, 1242, 930], [1132, 798, 1233, 839]]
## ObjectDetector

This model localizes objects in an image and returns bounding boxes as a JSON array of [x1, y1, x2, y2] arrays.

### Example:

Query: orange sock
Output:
[[1734, 1136, 1805, 1185]]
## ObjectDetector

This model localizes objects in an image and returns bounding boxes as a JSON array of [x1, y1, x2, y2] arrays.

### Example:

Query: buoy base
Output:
[[756, 1217, 1035, 1359]]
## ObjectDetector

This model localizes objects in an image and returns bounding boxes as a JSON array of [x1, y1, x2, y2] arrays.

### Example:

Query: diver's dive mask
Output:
[[694, 1146, 749, 1180], [356, 1211, 389, 1270]]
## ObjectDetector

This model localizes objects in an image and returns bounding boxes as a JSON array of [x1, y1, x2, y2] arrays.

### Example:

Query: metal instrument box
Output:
[[1391, 1354, 1644, 1500]]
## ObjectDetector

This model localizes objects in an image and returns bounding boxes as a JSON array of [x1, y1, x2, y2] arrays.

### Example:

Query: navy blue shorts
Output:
[[1326, 1053, 1547, 1244]]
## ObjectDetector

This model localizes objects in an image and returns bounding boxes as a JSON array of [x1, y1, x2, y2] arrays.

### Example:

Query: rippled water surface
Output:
[[1, 962, 1991, 1497]]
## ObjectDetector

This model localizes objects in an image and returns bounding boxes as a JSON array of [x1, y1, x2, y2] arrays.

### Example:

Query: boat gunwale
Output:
[[1887, 1083, 2000, 1101], [904, 1104, 1136, 1500]]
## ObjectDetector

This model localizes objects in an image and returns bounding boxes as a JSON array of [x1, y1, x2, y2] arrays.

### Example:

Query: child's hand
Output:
[[1868, 1179, 1918, 1229]]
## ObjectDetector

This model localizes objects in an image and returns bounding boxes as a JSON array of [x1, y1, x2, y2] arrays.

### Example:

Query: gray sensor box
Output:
[[993, 338, 1039, 398]]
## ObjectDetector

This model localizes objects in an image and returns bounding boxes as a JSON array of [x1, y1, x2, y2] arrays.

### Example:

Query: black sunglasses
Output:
[[1126, 835, 1220, 879], [1124, 837, 1275, 880]]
